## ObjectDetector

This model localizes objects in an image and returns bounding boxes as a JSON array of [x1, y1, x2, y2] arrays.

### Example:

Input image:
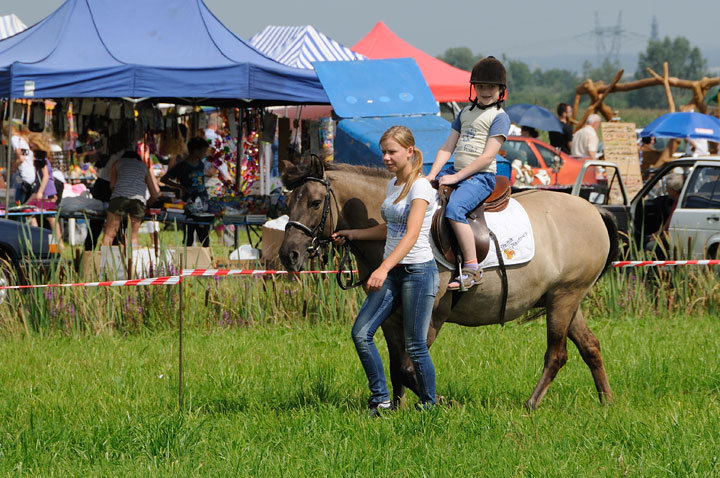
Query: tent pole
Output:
[[4, 98, 13, 219]]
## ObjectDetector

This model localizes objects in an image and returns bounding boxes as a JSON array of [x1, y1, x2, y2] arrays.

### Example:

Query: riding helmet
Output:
[[470, 56, 506, 86]]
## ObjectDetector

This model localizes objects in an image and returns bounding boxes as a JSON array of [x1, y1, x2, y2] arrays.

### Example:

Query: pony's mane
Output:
[[281, 159, 391, 189], [325, 162, 392, 179]]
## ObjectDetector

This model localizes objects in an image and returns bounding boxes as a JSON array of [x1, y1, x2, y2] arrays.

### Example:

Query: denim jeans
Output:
[[436, 168, 496, 224], [351, 259, 440, 405]]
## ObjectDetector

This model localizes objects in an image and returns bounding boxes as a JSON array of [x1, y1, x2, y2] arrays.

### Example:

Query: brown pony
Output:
[[279, 155, 618, 409]]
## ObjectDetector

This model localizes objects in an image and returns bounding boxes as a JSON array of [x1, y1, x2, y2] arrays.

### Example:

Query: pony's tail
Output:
[[597, 207, 619, 280]]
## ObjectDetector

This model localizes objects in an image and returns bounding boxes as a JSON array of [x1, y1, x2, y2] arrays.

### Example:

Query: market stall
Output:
[[0, 0, 330, 265]]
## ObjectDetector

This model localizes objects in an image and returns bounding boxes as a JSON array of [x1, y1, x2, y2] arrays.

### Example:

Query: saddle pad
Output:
[[432, 198, 534, 270]]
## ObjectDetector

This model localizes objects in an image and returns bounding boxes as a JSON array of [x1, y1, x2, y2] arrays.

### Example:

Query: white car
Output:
[[572, 157, 720, 259]]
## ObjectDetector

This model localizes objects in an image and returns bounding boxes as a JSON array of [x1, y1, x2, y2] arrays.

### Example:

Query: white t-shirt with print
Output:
[[381, 177, 437, 264]]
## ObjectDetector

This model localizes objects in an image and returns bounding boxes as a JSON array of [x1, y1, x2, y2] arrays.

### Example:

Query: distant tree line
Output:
[[438, 36, 710, 110]]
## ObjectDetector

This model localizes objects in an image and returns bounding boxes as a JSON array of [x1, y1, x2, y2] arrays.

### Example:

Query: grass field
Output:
[[1, 311, 719, 476]]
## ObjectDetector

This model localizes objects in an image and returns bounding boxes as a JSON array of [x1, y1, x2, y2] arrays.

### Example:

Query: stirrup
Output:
[[447, 267, 482, 292]]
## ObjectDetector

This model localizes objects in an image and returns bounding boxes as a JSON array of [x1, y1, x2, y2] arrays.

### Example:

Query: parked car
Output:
[[501, 136, 592, 186], [0, 218, 61, 302], [572, 157, 720, 259]]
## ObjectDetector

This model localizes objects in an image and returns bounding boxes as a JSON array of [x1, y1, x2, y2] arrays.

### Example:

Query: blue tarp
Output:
[[313, 59, 450, 172], [335, 115, 451, 174], [0, 0, 328, 103], [314, 58, 438, 118]]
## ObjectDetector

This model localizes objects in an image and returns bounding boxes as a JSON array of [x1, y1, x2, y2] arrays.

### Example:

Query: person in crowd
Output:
[[160, 137, 210, 247], [5, 127, 37, 204], [26, 134, 63, 248], [645, 173, 685, 260], [571, 114, 601, 160], [639, 136, 661, 179], [426, 56, 510, 291], [332, 126, 439, 415], [520, 126, 538, 138], [85, 131, 129, 250], [549, 103, 573, 154], [101, 149, 159, 248], [685, 137, 709, 157]]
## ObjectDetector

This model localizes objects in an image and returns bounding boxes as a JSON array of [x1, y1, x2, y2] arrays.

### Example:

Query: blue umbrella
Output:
[[505, 103, 564, 133], [639, 112, 720, 142]]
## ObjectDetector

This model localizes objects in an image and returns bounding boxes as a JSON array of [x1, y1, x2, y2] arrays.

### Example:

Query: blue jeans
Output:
[[351, 260, 440, 405], [437, 168, 496, 224]]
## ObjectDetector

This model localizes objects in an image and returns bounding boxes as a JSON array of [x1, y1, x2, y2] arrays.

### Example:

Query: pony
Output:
[[279, 154, 618, 409]]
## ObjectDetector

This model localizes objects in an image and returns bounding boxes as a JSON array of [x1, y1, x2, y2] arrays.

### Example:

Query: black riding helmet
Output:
[[468, 56, 506, 110]]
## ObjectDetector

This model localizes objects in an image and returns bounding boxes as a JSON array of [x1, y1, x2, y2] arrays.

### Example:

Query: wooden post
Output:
[[663, 62, 676, 113]]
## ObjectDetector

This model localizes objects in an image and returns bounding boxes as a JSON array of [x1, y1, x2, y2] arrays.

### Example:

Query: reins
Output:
[[285, 174, 369, 290]]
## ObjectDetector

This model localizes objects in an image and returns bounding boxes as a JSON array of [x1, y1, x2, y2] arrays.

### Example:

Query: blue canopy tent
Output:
[[313, 58, 452, 174], [250, 25, 365, 70], [0, 0, 328, 104]]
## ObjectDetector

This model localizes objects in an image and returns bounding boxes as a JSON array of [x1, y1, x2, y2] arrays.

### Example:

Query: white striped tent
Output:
[[0, 14, 26, 40], [250, 25, 365, 69]]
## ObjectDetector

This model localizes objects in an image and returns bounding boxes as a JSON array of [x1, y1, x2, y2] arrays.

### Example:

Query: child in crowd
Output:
[[426, 56, 510, 291]]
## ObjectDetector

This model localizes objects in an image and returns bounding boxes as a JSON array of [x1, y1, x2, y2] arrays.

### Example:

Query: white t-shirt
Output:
[[381, 177, 437, 264], [12, 136, 36, 184]]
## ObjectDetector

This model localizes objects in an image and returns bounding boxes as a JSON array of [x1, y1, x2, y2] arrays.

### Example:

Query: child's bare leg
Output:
[[450, 220, 476, 263], [448, 219, 481, 290]]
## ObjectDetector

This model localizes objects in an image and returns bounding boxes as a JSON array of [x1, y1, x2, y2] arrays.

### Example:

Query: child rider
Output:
[[426, 56, 510, 291]]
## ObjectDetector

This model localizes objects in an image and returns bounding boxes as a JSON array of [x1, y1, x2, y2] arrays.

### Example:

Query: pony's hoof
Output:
[[523, 399, 538, 411]]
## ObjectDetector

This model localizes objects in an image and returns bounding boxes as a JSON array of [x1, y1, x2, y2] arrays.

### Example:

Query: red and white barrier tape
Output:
[[0, 276, 181, 290], [181, 269, 355, 277], [612, 259, 720, 268], [2, 261, 717, 291]]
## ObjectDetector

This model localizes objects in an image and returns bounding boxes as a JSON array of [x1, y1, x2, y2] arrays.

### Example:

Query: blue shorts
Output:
[[437, 168, 496, 224]]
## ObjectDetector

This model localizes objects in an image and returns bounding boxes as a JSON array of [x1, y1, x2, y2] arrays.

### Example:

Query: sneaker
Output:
[[368, 400, 394, 417], [447, 267, 482, 291]]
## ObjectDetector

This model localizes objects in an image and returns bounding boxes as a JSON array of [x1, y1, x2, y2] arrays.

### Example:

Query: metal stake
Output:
[[178, 256, 184, 408]]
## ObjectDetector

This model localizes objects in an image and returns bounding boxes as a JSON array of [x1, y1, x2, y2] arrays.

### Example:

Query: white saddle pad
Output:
[[432, 197, 535, 270]]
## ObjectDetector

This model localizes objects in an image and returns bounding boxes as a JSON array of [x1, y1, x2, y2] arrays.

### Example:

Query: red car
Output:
[[501, 137, 592, 186]]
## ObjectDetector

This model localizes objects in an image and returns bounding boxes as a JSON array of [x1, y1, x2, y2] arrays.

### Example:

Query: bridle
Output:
[[284, 174, 367, 289], [285, 176, 335, 258]]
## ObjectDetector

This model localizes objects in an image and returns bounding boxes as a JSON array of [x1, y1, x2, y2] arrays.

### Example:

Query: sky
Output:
[[6, 0, 720, 72]]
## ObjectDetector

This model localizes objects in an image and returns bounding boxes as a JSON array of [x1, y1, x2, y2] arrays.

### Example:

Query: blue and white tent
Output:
[[250, 25, 365, 69], [0, 14, 26, 40]]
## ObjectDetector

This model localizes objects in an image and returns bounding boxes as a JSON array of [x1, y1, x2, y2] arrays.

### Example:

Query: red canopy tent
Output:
[[352, 21, 471, 103]]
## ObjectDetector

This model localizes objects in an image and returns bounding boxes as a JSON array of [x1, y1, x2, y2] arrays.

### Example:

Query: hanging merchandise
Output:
[[319, 117, 335, 160], [238, 130, 260, 195], [80, 98, 94, 116], [94, 100, 108, 116], [108, 102, 122, 120], [29, 101, 46, 132]]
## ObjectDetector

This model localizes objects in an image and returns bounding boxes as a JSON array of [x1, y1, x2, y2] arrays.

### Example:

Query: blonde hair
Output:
[[27, 132, 53, 158], [379, 126, 424, 204]]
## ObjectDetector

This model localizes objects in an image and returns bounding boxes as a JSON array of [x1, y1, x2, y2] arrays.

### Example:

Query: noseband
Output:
[[285, 176, 334, 257]]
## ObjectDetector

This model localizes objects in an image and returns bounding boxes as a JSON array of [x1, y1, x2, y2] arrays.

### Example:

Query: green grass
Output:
[[1, 313, 719, 476]]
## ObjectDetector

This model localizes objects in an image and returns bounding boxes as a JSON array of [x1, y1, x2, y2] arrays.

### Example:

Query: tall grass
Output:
[[2, 238, 718, 335]]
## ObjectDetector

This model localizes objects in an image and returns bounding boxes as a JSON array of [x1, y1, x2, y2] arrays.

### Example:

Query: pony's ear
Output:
[[310, 153, 325, 178], [280, 159, 297, 189]]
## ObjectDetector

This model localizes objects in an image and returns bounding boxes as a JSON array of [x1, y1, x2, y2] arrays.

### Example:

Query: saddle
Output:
[[431, 175, 511, 265]]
